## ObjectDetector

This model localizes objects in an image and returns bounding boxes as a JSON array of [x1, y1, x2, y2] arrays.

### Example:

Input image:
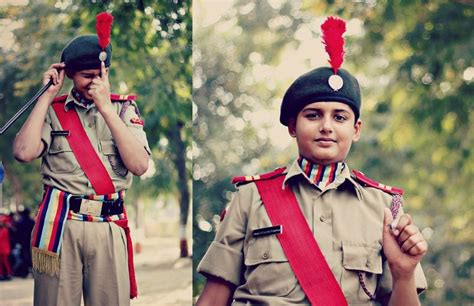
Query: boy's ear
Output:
[[352, 119, 362, 142], [288, 117, 297, 138]]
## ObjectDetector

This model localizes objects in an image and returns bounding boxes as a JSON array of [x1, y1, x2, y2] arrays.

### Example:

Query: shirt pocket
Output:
[[47, 136, 78, 173], [244, 235, 297, 297], [100, 140, 128, 177], [341, 241, 383, 304]]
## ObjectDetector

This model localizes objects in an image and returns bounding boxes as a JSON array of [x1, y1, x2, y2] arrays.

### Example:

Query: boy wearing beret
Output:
[[196, 17, 427, 306], [12, 13, 149, 306]]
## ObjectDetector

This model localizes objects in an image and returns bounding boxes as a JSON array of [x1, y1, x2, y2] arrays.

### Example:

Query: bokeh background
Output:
[[193, 0, 473, 305], [0, 1, 192, 305]]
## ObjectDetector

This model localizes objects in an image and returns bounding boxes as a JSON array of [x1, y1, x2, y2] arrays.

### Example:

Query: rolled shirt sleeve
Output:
[[40, 108, 53, 156], [197, 185, 252, 286], [121, 100, 151, 155]]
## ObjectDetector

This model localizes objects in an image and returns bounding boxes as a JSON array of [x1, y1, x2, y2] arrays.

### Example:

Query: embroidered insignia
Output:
[[130, 117, 144, 126], [110, 94, 137, 101]]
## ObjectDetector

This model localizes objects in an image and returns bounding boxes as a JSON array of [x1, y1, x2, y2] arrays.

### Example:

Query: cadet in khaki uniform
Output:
[[12, 13, 149, 306], [197, 17, 427, 306]]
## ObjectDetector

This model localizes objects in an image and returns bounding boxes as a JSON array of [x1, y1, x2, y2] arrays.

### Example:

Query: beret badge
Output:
[[328, 74, 344, 91]]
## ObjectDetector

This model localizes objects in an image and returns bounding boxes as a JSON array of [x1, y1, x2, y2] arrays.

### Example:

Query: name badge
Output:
[[51, 130, 70, 137], [252, 225, 283, 238]]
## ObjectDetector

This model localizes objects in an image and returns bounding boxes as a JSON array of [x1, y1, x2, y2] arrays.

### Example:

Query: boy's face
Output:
[[69, 68, 106, 100], [288, 101, 362, 164]]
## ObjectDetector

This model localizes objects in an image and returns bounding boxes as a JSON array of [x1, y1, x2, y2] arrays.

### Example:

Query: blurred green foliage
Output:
[[0, 1, 191, 225], [193, 0, 473, 304]]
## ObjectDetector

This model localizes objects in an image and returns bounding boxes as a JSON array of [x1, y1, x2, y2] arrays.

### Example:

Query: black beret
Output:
[[60, 34, 112, 72], [280, 67, 361, 126]]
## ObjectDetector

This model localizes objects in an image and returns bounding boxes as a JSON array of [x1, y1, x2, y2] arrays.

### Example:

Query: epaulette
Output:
[[352, 170, 404, 195], [52, 94, 68, 103], [231, 167, 286, 186], [110, 93, 137, 101]]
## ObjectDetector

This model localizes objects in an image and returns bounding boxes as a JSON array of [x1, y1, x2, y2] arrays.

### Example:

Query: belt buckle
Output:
[[79, 199, 103, 216]]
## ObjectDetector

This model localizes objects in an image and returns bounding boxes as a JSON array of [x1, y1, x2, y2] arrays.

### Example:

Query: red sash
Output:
[[51, 102, 115, 195], [255, 174, 348, 306], [113, 218, 138, 299], [52, 99, 138, 298]]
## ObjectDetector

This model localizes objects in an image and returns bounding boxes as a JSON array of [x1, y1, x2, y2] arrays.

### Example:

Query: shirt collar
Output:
[[297, 156, 345, 190], [283, 158, 364, 201], [64, 89, 95, 111]]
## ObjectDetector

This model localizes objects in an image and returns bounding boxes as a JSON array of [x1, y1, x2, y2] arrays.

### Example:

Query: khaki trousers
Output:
[[33, 220, 130, 306]]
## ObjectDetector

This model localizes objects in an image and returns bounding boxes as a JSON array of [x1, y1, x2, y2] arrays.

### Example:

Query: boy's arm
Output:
[[89, 62, 149, 176], [382, 208, 427, 306], [196, 275, 235, 306], [13, 63, 65, 162]]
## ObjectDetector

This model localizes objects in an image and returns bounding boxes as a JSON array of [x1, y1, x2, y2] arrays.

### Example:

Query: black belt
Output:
[[69, 197, 124, 216]]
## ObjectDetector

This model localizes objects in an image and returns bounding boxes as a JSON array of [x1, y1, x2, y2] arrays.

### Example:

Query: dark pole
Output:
[[0, 79, 53, 135]]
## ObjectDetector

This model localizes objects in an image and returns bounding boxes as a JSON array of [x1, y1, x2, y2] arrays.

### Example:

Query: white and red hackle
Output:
[[96, 12, 114, 61], [321, 16, 346, 91]]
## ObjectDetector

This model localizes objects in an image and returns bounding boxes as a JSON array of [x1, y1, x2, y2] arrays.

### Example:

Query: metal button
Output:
[[262, 252, 269, 260]]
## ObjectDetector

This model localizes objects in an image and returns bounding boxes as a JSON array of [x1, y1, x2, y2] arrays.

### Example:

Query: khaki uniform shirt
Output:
[[198, 160, 427, 305], [40, 91, 150, 195]]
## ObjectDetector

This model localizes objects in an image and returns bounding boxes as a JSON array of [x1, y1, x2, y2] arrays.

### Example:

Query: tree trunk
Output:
[[169, 121, 190, 257]]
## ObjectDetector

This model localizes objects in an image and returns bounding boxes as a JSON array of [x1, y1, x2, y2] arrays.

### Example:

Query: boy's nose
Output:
[[320, 116, 333, 133]]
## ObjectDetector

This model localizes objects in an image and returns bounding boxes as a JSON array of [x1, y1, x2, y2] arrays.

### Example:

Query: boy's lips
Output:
[[315, 137, 336, 142]]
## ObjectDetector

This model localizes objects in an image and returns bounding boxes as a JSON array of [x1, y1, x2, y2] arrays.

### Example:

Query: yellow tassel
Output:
[[32, 247, 60, 276]]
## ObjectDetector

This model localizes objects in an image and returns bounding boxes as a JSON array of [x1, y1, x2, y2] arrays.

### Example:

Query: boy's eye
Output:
[[334, 114, 347, 121], [305, 112, 321, 119]]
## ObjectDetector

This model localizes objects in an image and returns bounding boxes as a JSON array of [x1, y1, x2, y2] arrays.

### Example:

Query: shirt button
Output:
[[262, 252, 269, 260], [320, 216, 326, 222]]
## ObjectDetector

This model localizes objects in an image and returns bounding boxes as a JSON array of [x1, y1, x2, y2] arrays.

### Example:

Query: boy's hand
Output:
[[382, 207, 427, 280], [88, 61, 111, 112], [43, 63, 65, 99]]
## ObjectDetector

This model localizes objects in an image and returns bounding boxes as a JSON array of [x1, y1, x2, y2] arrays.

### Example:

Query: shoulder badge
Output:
[[231, 167, 287, 186], [52, 94, 68, 103], [352, 170, 404, 195], [110, 93, 137, 102]]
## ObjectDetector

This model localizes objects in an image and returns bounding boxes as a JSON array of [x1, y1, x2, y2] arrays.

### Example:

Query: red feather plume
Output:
[[96, 12, 114, 50], [321, 16, 346, 74]]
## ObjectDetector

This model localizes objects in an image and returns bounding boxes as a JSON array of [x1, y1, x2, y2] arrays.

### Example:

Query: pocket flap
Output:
[[342, 241, 383, 274], [245, 236, 288, 266], [49, 137, 72, 154], [100, 140, 117, 155]]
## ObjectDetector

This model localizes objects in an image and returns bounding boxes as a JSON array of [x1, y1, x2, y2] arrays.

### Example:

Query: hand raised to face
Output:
[[88, 61, 111, 112]]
